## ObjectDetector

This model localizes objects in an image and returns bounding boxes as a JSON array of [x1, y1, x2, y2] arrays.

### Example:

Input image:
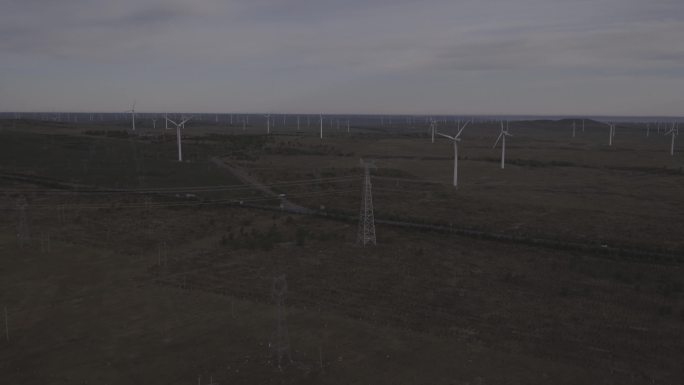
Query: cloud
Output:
[[0, 0, 683, 114]]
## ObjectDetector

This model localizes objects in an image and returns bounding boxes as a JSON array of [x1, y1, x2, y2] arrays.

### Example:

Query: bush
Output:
[[296, 227, 307, 247], [658, 305, 672, 316]]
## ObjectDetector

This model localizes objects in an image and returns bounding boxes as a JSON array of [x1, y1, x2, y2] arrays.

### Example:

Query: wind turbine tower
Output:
[[666, 123, 678, 156], [493, 122, 512, 169], [430, 120, 436, 143], [165, 116, 192, 162], [437, 120, 470, 188], [572, 121, 576, 138], [609, 123, 615, 146], [319, 114, 324, 139], [127, 102, 136, 131]]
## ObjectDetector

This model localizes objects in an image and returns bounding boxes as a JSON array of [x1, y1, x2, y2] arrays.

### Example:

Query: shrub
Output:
[[658, 305, 672, 316], [296, 227, 307, 247]]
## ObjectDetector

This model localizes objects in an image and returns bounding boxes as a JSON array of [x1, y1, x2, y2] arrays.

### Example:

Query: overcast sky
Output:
[[1, 0, 683, 115]]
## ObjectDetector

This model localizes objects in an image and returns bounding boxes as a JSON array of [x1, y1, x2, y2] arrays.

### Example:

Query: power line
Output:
[[0, 175, 358, 195], [0, 188, 359, 211]]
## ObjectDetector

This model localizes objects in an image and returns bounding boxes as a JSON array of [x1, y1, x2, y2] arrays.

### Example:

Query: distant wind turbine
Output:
[[165, 116, 192, 162], [265, 114, 271, 134], [126, 102, 137, 131], [436, 120, 470, 187], [665, 123, 678, 156], [319, 114, 324, 139], [493, 121, 513, 169], [609, 123, 615, 146], [572, 121, 576, 138], [430, 120, 437, 143]]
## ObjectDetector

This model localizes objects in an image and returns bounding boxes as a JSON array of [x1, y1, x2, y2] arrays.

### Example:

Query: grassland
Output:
[[0, 118, 682, 384]]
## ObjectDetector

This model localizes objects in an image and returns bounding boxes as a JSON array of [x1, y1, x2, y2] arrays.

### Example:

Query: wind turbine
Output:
[[265, 114, 271, 134], [665, 123, 678, 156], [493, 121, 512, 169], [436, 120, 470, 187], [126, 102, 137, 131], [609, 123, 615, 146], [572, 121, 576, 138], [165, 116, 192, 162], [430, 119, 436, 143], [319, 113, 324, 139]]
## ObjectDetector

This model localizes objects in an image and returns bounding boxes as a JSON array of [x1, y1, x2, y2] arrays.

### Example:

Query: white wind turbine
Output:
[[319, 113, 324, 139], [430, 119, 437, 143], [126, 102, 137, 131], [608, 123, 615, 146], [265, 114, 271, 134], [572, 121, 576, 138], [665, 123, 678, 156], [436, 120, 470, 188], [492, 121, 512, 169], [165, 116, 192, 162]]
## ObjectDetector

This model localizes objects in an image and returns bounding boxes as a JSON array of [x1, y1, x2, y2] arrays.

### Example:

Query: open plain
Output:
[[0, 117, 683, 384]]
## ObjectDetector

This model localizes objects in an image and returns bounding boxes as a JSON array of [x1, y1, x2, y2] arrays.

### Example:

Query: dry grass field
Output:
[[0, 118, 682, 384]]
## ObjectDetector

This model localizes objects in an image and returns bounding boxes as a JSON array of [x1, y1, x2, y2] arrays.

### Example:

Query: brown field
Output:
[[0, 118, 683, 384]]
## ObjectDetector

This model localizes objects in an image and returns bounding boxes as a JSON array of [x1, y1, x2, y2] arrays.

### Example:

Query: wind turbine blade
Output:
[[456, 120, 470, 138], [436, 132, 455, 140], [493, 132, 503, 148]]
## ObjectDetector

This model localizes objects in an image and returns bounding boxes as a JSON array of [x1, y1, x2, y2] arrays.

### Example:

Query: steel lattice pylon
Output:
[[270, 275, 292, 369], [357, 160, 376, 246]]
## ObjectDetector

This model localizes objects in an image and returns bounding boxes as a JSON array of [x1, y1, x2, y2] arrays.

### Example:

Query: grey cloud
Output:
[[1, 0, 683, 114]]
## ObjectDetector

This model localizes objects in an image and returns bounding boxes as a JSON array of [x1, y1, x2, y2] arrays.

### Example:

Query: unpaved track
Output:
[[209, 156, 313, 214]]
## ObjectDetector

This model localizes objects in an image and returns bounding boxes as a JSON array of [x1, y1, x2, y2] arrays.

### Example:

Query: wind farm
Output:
[[2, 0, 684, 384], [0, 112, 683, 384]]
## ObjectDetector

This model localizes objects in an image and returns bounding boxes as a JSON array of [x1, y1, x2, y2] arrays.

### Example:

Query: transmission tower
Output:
[[270, 275, 292, 369], [357, 160, 377, 246], [16, 197, 30, 248]]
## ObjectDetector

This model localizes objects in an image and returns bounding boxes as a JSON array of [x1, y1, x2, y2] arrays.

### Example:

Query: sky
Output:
[[1, 0, 683, 116]]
